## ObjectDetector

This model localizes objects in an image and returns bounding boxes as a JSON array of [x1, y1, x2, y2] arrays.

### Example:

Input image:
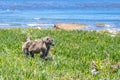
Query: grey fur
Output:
[[22, 36, 55, 60]]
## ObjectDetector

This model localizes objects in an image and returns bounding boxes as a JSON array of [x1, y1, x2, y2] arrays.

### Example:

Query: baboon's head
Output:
[[42, 37, 55, 46]]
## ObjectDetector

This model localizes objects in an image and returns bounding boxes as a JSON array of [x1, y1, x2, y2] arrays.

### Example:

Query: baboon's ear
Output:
[[46, 37, 50, 40], [42, 37, 47, 42], [42, 37, 50, 42], [46, 38, 49, 40]]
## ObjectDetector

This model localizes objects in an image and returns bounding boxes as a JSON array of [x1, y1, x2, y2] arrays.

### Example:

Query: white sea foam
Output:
[[33, 18, 41, 20], [0, 24, 10, 26], [27, 23, 54, 27], [107, 28, 118, 34]]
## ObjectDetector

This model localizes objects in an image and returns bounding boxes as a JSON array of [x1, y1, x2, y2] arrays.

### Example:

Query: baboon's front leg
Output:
[[45, 47, 50, 57], [40, 49, 46, 59], [30, 51, 34, 58], [44, 47, 52, 60]]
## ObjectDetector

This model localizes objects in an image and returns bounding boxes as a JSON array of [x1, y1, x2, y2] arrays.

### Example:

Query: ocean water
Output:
[[0, 0, 120, 31]]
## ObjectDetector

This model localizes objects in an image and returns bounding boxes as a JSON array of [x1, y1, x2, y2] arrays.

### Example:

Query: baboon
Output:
[[22, 36, 55, 60]]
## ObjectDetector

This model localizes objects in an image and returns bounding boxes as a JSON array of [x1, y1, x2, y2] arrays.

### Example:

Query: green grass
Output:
[[0, 28, 120, 80]]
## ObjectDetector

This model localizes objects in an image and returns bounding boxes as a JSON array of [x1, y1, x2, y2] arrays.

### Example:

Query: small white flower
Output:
[[91, 69, 99, 75]]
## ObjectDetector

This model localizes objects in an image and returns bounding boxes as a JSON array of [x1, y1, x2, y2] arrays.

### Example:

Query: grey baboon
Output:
[[22, 36, 55, 60]]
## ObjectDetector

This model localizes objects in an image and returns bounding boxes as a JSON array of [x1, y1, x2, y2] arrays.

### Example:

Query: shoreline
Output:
[[0, 23, 120, 33], [0, 26, 119, 36]]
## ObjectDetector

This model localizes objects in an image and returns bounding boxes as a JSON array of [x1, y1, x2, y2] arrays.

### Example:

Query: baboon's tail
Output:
[[26, 36, 30, 42]]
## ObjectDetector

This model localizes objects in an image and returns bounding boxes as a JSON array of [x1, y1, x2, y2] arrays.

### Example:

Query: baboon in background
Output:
[[22, 36, 55, 60]]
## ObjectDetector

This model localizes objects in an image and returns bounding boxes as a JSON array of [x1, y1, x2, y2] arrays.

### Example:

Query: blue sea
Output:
[[0, 0, 120, 31]]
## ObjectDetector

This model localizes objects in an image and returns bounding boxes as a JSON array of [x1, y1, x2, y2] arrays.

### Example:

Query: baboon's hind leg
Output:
[[23, 48, 29, 57]]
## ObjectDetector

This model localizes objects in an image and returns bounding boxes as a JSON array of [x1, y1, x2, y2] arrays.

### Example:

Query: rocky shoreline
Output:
[[27, 23, 114, 29], [26, 23, 119, 35], [0, 22, 119, 35]]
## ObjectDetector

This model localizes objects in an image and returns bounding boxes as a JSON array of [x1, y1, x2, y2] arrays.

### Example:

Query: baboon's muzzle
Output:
[[51, 42, 55, 46]]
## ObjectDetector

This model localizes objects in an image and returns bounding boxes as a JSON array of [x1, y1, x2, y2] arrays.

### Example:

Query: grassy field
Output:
[[0, 28, 120, 80]]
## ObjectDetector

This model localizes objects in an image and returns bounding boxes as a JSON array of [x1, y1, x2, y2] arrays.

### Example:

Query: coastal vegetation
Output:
[[0, 28, 120, 80]]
